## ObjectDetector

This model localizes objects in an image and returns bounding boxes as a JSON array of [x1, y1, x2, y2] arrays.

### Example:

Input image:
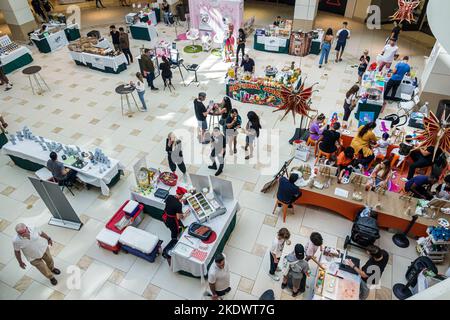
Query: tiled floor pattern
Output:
[[0, 7, 447, 300]]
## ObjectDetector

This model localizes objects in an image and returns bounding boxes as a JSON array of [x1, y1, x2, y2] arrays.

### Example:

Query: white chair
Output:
[[186, 28, 200, 51], [398, 91, 420, 117]]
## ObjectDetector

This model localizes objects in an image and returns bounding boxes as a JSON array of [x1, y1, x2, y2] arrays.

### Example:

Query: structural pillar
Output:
[[293, 0, 319, 31], [420, 41, 450, 114], [0, 0, 37, 41]]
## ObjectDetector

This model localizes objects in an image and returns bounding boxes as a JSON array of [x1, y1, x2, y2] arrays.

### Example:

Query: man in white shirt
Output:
[[378, 38, 399, 71], [13, 223, 60, 285], [205, 253, 231, 300]]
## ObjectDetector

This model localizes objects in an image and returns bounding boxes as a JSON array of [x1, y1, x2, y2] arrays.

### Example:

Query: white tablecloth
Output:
[[69, 51, 127, 71], [0, 46, 32, 66], [131, 23, 158, 42], [31, 30, 68, 52], [131, 185, 240, 278], [2, 139, 124, 196]]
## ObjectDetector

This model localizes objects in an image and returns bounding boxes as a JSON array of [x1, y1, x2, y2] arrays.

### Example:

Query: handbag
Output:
[[219, 119, 225, 126], [188, 222, 212, 241]]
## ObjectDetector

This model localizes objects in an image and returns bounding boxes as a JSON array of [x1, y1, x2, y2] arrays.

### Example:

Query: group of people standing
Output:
[[318, 21, 351, 68]]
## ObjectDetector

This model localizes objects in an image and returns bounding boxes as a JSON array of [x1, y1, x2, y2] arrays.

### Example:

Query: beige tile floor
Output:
[[0, 6, 448, 300]]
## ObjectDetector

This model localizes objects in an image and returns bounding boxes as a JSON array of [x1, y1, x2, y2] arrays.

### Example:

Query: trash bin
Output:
[[176, 4, 186, 21]]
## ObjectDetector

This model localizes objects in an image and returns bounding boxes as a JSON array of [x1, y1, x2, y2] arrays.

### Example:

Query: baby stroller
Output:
[[344, 206, 380, 250], [393, 256, 438, 300]]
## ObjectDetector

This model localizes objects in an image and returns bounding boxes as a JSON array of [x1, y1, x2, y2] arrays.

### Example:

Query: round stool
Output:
[[22, 66, 50, 95], [115, 84, 140, 118]]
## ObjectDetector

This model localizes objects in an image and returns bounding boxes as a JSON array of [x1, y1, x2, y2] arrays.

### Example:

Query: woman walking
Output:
[[243, 111, 262, 160], [319, 28, 334, 68], [160, 56, 174, 90], [131, 72, 147, 111], [166, 132, 187, 177], [342, 85, 359, 127], [236, 28, 246, 64], [225, 108, 242, 154]]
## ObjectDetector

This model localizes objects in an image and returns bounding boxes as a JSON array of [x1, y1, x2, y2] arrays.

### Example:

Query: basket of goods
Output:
[[159, 171, 178, 186]]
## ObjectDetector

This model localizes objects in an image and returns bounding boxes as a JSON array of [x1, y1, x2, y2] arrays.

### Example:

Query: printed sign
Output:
[[226, 82, 285, 107]]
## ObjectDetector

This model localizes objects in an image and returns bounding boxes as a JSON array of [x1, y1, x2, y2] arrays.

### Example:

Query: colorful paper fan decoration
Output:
[[273, 79, 318, 123], [416, 111, 450, 161], [390, 0, 421, 24]]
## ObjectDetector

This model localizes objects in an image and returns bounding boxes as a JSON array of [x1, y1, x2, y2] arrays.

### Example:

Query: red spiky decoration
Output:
[[416, 111, 450, 161], [273, 80, 318, 123], [390, 0, 421, 24]]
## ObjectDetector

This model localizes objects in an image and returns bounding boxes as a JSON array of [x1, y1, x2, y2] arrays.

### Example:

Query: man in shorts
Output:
[[335, 22, 351, 63], [194, 92, 209, 144]]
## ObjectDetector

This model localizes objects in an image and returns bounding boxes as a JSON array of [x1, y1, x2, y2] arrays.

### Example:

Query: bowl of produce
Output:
[[159, 171, 178, 186]]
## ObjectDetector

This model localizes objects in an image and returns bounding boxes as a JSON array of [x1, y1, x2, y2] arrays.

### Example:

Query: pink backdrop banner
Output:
[[188, 0, 244, 39]]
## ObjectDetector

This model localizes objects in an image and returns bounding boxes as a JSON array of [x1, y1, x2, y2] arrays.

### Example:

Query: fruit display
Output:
[[159, 171, 178, 186]]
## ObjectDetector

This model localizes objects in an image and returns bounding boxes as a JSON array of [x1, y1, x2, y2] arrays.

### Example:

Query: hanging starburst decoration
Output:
[[416, 111, 450, 161], [390, 0, 421, 24], [273, 79, 318, 123]]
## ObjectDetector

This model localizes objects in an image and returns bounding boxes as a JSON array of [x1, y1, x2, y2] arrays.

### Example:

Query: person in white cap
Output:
[[13, 223, 60, 285]]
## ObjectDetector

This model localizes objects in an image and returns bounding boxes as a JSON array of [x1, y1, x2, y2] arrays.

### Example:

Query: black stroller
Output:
[[344, 206, 380, 250], [393, 256, 439, 300]]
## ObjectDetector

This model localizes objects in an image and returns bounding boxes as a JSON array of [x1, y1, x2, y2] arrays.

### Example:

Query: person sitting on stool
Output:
[[241, 54, 255, 73], [276, 173, 302, 208], [404, 175, 437, 200], [46, 152, 77, 186]]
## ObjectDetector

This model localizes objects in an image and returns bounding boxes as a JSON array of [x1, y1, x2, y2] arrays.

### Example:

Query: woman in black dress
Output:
[[160, 55, 174, 90]]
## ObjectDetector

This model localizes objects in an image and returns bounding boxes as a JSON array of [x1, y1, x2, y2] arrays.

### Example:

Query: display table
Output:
[[130, 23, 158, 42], [310, 30, 324, 55], [69, 51, 128, 74], [254, 33, 290, 54], [312, 247, 361, 300], [31, 29, 69, 53], [0, 46, 33, 75], [131, 182, 240, 278], [295, 178, 445, 238], [226, 80, 285, 107], [2, 139, 124, 196], [64, 24, 81, 42]]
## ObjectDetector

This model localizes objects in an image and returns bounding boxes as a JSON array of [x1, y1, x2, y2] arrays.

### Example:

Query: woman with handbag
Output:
[[217, 96, 232, 134], [243, 111, 261, 160], [225, 108, 242, 154], [342, 85, 359, 127], [166, 132, 186, 177]]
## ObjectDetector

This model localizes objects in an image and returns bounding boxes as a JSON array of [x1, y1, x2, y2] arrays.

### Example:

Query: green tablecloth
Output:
[[2, 53, 33, 75], [32, 38, 51, 54], [74, 60, 127, 74], [65, 27, 81, 42], [9, 155, 44, 171], [130, 25, 151, 41], [253, 34, 290, 54], [310, 41, 321, 55], [0, 133, 8, 149]]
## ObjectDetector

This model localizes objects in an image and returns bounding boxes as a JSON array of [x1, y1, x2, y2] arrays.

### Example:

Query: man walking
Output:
[[335, 22, 350, 63], [384, 56, 411, 100], [141, 49, 159, 90], [13, 223, 60, 285], [119, 27, 133, 65], [194, 92, 209, 144]]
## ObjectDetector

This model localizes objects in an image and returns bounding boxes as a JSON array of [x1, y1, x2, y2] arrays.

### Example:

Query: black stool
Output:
[[183, 63, 200, 87], [22, 66, 50, 95], [115, 84, 140, 117]]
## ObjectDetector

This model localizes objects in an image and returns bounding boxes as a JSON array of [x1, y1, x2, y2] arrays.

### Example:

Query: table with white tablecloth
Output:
[[2, 139, 124, 196], [130, 23, 158, 42], [131, 183, 240, 278], [0, 46, 33, 74], [69, 51, 128, 74], [31, 30, 69, 54]]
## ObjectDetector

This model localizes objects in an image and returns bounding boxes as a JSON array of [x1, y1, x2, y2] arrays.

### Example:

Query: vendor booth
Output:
[[188, 0, 244, 40], [30, 23, 80, 53], [125, 6, 160, 27], [129, 158, 240, 278], [129, 23, 158, 42], [2, 127, 124, 196], [0, 35, 33, 75], [254, 21, 291, 54], [289, 29, 324, 56]]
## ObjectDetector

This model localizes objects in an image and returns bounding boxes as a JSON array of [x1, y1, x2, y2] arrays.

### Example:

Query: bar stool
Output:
[[22, 66, 50, 95], [208, 112, 221, 129], [315, 143, 333, 165], [306, 136, 316, 147], [115, 84, 140, 118], [272, 198, 293, 223], [183, 63, 200, 86]]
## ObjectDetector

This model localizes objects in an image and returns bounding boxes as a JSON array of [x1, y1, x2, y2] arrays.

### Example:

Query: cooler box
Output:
[[96, 227, 121, 254], [119, 226, 162, 263], [106, 200, 144, 234]]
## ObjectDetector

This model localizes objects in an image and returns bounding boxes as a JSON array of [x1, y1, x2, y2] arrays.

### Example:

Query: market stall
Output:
[[226, 65, 301, 107], [0, 35, 33, 75], [312, 247, 361, 300], [125, 9, 160, 27], [254, 23, 291, 54], [290, 163, 446, 238], [129, 161, 240, 278], [30, 23, 80, 53], [129, 22, 158, 42], [289, 29, 324, 56], [68, 37, 128, 74], [1, 127, 124, 196]]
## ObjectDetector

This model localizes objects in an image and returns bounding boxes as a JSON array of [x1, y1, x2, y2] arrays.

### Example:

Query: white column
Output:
[[0, 0, 37, 41], [420, 41, 450, 114], [293, 0, 319, 31]]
